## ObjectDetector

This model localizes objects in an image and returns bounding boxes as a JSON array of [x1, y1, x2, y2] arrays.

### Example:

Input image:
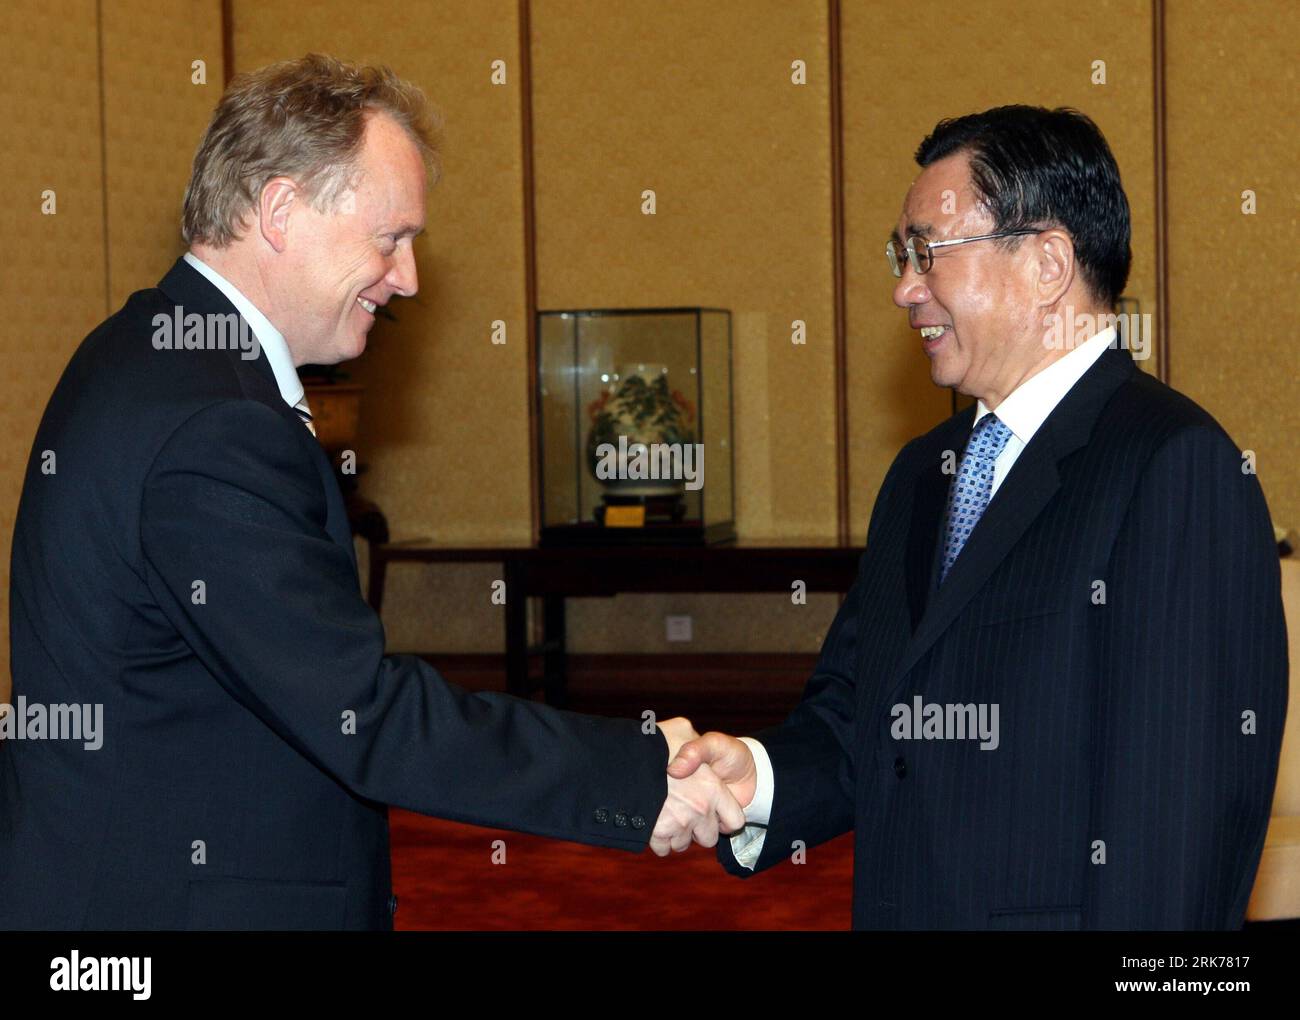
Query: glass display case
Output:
[[537, 308, 734, 545]]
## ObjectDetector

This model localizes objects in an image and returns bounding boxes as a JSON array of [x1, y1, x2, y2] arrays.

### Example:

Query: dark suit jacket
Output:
[[720, 345, 1288, 930], [1, 258, 668, 930]]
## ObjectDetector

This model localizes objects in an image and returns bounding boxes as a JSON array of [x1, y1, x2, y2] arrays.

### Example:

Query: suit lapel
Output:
[[158, 257, 314, 441], [892, 346, 1137, 685], [156, 258, 357, 568], [157, 257, 284, 403]]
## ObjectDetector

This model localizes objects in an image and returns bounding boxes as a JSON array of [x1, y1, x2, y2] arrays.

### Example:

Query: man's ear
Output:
[[258, 177, 298, 254], [1033, 229, 1075, 306]]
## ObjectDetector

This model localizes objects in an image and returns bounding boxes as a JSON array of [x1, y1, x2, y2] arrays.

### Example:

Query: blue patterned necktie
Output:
[[939, 412, 1013, 584]]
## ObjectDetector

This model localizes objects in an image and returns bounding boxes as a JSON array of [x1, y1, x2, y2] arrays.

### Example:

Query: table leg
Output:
[[367, 544, 387, 611], [504, 560, 529, 699], [543, 595, 567, 708]]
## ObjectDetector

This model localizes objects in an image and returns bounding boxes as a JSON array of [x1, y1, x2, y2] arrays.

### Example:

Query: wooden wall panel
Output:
[[101, 0, 224, 307], [0, 0, 108, 700], [531, 0, 839, 540], [529, 0, 841, 653], [234, 0, 533, 652], [2, 1, 1292, 674], [1166, 0, 1299, 532]]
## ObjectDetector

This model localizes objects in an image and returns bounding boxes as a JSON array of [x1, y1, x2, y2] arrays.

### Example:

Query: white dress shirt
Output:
[[182, 252, 304, 410], [730, 325, 1119, 868]]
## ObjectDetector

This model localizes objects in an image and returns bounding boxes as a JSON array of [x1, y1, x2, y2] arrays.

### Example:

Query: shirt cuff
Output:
[[739, 736, 773, 825], [727, 737, 774, 872], [730, 825, 767, 870]]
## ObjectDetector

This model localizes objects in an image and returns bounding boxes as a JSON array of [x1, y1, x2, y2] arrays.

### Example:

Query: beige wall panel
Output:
[[379, 561, 510, 654], [530, 0, 838, 541], [4, 1, 1291, 676], [0, 0, 107, 699], [101, 0, 224, 307], [566, 591, 841, 655], [530, 0, 839, 656], [1166, 0, 1299, 531], [842, 0, 1157, 540], [234, 0, 531, 651]]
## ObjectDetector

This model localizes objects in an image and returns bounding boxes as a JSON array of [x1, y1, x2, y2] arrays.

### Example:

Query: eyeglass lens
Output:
[[886, 236, 931, 277]]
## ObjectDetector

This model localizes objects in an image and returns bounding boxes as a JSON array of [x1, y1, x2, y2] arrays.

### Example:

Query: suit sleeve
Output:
[[1085, 425, 1288, 927], [138, 399, 668, 851], [716, 446, 912, 877]]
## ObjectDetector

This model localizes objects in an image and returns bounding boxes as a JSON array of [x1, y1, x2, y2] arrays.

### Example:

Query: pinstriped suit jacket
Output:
[[719, 346, 1288, 930]]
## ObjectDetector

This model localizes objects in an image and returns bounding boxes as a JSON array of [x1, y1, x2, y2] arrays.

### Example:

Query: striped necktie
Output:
[[939, 412, 1012, 584], [293, 397, 317, 438]]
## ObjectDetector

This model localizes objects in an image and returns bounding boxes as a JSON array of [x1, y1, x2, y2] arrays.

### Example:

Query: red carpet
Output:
[[390, 809, 853, 930]]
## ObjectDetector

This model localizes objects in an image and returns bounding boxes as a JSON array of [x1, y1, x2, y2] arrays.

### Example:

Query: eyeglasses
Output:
[[886, 229, 1043, 278]]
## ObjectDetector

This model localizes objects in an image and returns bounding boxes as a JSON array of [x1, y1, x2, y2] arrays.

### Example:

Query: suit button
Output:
[[894, 756, 907, 778], [388, 895, 398, 915], [594, 808, 609, 823], [631, 815, 646, 830], [614, 812, 628, 827]]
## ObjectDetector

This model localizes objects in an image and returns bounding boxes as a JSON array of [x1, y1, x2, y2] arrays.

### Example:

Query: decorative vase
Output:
[[585, 363, 696, 497]]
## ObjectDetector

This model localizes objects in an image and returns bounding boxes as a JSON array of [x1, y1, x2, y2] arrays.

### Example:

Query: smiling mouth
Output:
[[918, 325, 947, 339], [357, 297, 377, 315]]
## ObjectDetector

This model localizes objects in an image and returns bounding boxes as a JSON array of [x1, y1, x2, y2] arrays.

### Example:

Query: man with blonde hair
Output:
[[0, 54, 739, 930]]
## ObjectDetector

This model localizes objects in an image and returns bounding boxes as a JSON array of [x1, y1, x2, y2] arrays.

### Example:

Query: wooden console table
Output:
[[367, 541, 864, 706]]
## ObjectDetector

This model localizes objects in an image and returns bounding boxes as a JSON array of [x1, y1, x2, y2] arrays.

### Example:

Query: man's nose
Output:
[[892, 265, 930, 309], [389, 243, 419, 298]]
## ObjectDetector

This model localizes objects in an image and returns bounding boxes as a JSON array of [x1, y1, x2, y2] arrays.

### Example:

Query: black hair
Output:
[[915, 105, 1131, 307]]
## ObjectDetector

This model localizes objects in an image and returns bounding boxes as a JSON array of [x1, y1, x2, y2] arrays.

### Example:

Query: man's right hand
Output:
[[650, 718, 747, 856], [666, 731, 758, 814]]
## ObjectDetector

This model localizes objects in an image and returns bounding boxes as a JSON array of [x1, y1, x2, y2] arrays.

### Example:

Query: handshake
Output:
[[649, 718, 758, 857]]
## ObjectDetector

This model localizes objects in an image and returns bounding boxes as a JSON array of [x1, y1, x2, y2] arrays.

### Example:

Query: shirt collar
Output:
[[975, 325, 1117, 445], [182, 252, 303, 408]]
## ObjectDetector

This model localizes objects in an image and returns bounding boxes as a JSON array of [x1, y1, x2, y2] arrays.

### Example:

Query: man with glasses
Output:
[[673, 105, 1287, 930]]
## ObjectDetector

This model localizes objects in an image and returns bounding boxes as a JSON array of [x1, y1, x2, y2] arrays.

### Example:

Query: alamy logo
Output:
[[1042, 308, 1151, 360], [594, 436, 704, 491], [0, 699, 103, 750], [891, 696, 1000, 750], [152, 305, 260, 360], [50, 951, 151, 999]]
